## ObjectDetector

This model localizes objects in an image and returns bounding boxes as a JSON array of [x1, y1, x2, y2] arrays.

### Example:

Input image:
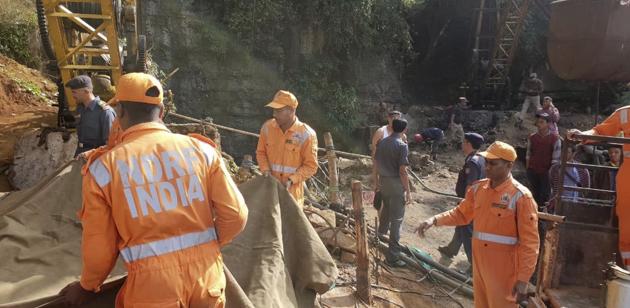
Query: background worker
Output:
[[548, 144, 590, 211], [60, 73, 248, 306], [413, 127, 444, 160], [526, 112, 561, 209], [537, 96, 560, 134], [446, 97, 468, 147], [256, 90, 318, 207], [373, 118, 411, 267], [371, 110, 408, 157], [438, 133, 485, 267], [591, 144, 623, 200], [66, 75, 116, 156], [517, 72, 544, 123], [417, 141, 539, 308], [568, 105, 630, 269]]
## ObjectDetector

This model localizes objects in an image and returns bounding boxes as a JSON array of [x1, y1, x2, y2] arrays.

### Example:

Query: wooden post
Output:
[[324, 132, 341, 205], [352, 180, 372, 304]]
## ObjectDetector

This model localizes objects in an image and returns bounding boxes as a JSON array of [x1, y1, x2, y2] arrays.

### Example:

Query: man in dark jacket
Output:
[[438, 133, 485, 266]]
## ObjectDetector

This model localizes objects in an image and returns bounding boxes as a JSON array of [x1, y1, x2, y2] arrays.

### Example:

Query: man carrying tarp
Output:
[[416, 141, 539, 308], [60, 73, 249, 307], [256, 90, 318, 207]]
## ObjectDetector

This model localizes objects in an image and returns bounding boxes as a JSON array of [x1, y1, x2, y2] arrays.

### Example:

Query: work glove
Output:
[[59, 281, 97, 306], [512, 280, 529, 303], [415, 216, 436, 237]]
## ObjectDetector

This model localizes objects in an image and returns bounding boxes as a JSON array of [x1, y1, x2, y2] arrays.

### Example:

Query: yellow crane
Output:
[[36, 0, 146, 126]]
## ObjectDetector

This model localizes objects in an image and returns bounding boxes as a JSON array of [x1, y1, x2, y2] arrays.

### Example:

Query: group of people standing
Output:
[[370, 102, 539, 307], [371, 84, 628, 307]]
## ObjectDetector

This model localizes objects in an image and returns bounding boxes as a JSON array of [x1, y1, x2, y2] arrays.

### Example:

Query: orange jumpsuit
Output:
[[80, 122, 248, 307], [256, 117, 318, 206], [436, 177, 540, 308], [591, 106, 630, 266]]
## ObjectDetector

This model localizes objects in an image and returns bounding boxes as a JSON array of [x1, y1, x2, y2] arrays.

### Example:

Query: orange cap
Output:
[[265, 90, 298, 109], [110, 73, 163, 105], [479, 141, 517, 162]]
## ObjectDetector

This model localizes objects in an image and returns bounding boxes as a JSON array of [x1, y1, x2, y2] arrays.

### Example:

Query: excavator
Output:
[[36, 0, 147, 127]]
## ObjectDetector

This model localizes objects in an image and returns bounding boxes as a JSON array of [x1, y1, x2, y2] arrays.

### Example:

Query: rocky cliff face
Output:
[[142, 0, 283, 159], [141, 0, 404, 158]]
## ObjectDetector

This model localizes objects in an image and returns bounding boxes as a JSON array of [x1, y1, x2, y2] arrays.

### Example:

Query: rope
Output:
[[407, 168, 461, 199], [166, 112, 372, 160]]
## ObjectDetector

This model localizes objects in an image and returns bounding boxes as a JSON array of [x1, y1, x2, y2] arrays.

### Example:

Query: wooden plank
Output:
[[324, 133, 341, 205], [542, 226, 560, 290], [351, 181, 371, 304]]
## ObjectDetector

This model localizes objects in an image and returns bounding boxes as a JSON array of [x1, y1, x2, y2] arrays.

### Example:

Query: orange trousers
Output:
[[471, 240, 519, 308], [617, 166, 630, 267], [115, 243, 225, 308]]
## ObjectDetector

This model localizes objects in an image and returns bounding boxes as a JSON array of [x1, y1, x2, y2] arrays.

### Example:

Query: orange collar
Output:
[[483, 175, 513, 192], [120, 122, 170, 142], [270, 117, 302, 133]]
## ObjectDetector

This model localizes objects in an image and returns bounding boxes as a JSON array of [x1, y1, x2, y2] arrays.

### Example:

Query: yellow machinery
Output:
[[36, 0, 146, 126]]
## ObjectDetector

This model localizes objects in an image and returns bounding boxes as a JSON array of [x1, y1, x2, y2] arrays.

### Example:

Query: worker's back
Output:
[[82, 122, 247, 307]]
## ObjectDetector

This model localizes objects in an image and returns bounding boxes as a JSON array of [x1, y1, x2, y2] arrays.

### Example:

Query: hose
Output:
[[36, 0, 57, 61]]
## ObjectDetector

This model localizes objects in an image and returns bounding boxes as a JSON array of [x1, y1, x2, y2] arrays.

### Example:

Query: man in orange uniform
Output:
[[417, 141, 539, 308], [60, 73, 248, 307], [568, 106, 630, 268], [256, 90, 318, 207]]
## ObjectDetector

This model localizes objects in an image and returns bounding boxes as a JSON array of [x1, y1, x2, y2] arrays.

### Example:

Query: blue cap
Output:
[[464, 132, 484, 149], [65, 75, 92, 90]]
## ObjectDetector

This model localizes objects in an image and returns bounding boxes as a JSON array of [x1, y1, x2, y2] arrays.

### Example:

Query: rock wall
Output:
[[142, 0, 283, 159], [141, 1, 404, 158]]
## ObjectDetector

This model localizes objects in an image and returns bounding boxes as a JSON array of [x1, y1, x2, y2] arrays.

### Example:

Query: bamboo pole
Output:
[[167, 112, 373, 160], [352, 180, 372, 304], [324, 133, 341, 205]]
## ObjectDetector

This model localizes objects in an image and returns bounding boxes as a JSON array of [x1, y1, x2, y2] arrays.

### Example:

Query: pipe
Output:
[[307, 200, 474, 292], [375, 241, 474, 298]]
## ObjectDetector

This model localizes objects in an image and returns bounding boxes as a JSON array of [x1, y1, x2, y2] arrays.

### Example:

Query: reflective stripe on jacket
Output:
[[256, 118, 318, 205], [436, 176, 540, 282], [79, 122, 248, 291]]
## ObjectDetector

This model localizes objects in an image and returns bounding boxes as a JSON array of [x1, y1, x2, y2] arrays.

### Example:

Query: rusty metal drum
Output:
[[548, 0, 630, 81]]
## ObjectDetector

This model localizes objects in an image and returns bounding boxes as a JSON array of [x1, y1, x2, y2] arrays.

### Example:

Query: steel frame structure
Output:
[[42, 0, 123, 112]]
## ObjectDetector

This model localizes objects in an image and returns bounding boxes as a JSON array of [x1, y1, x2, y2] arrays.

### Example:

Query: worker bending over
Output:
[[568, 105, 630, 269], [417, 141, 539, 308], [256, 90, 318, 207], [60, 73, 248, 307]]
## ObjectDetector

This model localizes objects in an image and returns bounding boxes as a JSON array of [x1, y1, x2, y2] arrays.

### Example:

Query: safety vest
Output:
[[79, 122, 247, 290], [256, 117, 318, 205]]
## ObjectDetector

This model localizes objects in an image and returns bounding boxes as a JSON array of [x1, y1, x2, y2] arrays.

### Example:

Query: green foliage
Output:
[[517, 6, 549, 70], [14, 78, 44, 98], [207, 0, 412, 134], [0, 0, 40, 68], [0, 24, 39, 68], [291, 61, 361, 134], [617, 89, 630, 106]]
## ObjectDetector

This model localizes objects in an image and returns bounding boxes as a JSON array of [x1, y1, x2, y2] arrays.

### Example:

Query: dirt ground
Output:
[[317, 109, 598, 307], [0, 54, 57, 191], [318, 145, 475, 307]]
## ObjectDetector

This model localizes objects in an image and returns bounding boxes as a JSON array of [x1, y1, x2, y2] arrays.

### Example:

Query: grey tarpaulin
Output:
[[0, 161, 337, 307]]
